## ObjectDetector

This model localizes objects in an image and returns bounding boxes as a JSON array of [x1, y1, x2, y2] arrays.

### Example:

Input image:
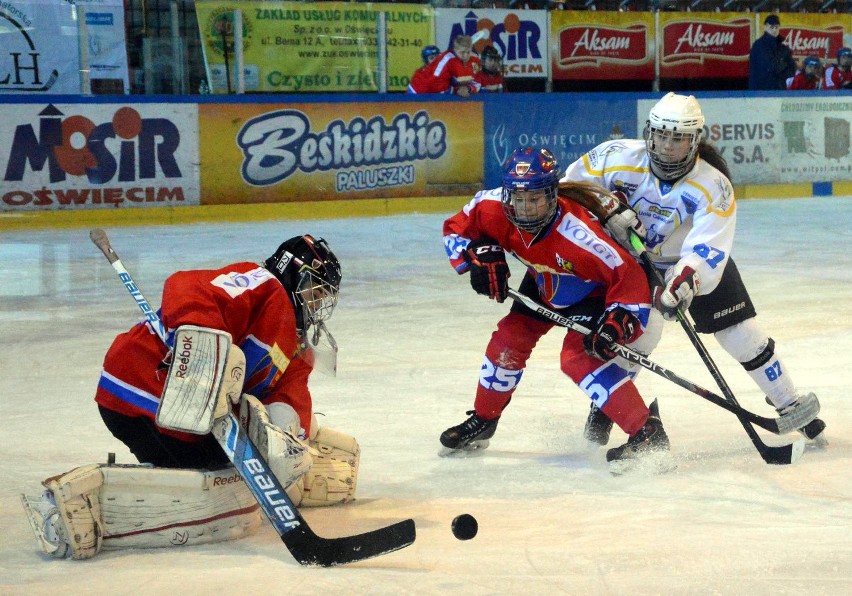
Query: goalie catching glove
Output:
[[464, 238, 510, 302], [583, 306, 640, 361], [599, 191, 646, 251], [654, 263, 700, 320]]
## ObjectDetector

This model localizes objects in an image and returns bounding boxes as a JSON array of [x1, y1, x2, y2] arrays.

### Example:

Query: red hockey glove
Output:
[[464, 238, 510, 303], [600, 191, 646, 249], [654, 264, 700, 320], [583, 306, 640, 361]]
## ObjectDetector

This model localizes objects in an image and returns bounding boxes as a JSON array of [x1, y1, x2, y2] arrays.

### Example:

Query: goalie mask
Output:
[[644, 92, 705, 182], [480, 45, 502, 75], [264, 235, 342, 332], [501, 147, 560, 235]]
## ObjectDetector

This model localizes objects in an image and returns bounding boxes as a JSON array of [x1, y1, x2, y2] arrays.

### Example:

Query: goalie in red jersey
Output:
[[22, 236, 361, 560], [440, 147, 670, 473]]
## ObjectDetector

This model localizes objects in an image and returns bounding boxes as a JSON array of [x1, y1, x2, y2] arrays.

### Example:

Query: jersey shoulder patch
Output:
[[211, 266, 275, 298]]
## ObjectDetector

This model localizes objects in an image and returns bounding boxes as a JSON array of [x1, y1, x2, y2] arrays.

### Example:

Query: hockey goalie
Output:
[[21, 235, 361, 560]]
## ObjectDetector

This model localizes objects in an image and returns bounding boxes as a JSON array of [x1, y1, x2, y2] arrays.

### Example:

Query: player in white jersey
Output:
[[562, 92, 825, 446]]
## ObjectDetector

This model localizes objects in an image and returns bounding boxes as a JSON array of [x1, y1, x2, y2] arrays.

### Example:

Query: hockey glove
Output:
[[654, 263, 700, 320], [464, 238, 510, 303], [600, 191, 646, 250], [583, 306, 640, 361]]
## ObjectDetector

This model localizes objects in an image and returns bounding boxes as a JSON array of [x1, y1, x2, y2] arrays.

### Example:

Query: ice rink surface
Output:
[[1, 197, 851, 595]]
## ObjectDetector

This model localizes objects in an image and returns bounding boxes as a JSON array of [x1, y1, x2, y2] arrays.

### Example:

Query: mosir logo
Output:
[[558, 25, 647, 65], [237, 109, 447, 187], [663, 19, 752, 61], [2, 105, 186, 208]]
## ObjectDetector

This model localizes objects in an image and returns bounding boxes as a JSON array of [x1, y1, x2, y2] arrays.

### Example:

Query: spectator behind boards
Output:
[[824, 47, 852, 89], [748, 14, 796, 90], [475, 45, 505, 93], [787, 55, 823, 90], [407, 35, 479, 96]]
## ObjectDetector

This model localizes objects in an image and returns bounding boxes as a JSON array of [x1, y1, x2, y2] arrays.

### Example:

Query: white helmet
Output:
[[644, 92, 705, 181]]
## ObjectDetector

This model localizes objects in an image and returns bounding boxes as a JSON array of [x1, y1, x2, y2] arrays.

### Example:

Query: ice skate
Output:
[[584, 402, 613, 445], [606, 399, 674, 475], [769, 393, 828, 448], [440, 410, 500, 455]]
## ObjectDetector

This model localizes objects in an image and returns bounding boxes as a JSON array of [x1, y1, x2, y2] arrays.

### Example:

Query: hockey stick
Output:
[[506, 289, 781, 431], [626, 234, 805, 464], [90, 228, 415, 566]]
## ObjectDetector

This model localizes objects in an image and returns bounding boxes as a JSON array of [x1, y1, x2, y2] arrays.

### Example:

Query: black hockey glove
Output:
[[464, 238, 510, 303], [583, 306, 640, 361]]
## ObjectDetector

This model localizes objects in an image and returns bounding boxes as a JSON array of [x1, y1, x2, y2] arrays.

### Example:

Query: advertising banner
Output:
[[638, 96, 852, 185], [435, 8, 548, 79], [0, 103, 200, 211], [484, 94, 637, 187], [198, 100, 483, 203], [551, 11, 655, 81], [0, 0, 128, 95], [767, 12, 852, 67], [659, 13, 753, 79], [194, 1, 433, 93]]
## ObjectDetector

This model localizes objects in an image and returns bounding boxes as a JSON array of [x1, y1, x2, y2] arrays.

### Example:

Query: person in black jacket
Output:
[[748, 15, 797, 90]]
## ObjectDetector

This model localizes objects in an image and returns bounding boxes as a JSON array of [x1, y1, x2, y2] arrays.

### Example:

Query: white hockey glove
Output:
[[300, 415, 360, 507], [654, 263, 700, 320], [600, 191, 646, 250]]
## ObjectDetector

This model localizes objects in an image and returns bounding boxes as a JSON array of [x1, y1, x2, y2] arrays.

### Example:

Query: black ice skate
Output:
[[768, 393, 828, 448], [584, 402, 613, 445], [606, 399, 673, 475], [440, 410, 499, 455]]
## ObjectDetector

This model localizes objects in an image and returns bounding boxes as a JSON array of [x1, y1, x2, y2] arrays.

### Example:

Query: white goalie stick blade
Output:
[[157, 325, 232, 435], [214, 413, 415, 566]]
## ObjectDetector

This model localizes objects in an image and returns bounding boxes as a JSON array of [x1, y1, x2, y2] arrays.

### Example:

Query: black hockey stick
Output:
[[507, 289, 803, 464], [625, 234, 804, 465], [90, 228, 415, 566]]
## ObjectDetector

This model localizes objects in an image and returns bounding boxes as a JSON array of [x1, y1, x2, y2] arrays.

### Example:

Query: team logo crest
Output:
[[514, 162, 531, 176], [555, 253, 574, 273]]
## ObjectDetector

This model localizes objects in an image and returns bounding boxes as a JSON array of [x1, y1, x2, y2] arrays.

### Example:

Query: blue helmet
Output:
[[501, 148, 560, 234], [838, 47, 852, 66], [803, 55, 821, 76], [422, 45, 440, 65]]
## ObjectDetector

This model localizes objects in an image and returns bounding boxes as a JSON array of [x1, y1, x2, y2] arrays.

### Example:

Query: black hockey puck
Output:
[[451, 514, 478, 541]]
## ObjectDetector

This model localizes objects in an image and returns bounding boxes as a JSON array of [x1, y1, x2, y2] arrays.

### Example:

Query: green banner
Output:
[[194, 1, 434, 93]]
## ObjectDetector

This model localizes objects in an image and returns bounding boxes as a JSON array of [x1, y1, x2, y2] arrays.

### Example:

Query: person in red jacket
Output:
[[787, 55, 823, 90], [439, 147, 669, 473], [824, 47, 852, 89], [474, 45, 504, 93], [408, 35, 478, 96]]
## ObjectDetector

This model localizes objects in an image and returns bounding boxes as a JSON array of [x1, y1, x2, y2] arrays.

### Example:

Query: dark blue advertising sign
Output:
[[483, 94, 639, 188]]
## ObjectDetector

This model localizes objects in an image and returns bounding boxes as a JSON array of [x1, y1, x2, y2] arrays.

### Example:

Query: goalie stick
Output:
[[507, 288, 803, 465], [89, 228, 416, 566]]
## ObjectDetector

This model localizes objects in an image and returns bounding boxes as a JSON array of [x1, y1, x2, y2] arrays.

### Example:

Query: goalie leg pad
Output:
[[21, 464, 104, 560], [158, 326, 245, 435], [22, 464, 263, 559], [301, 427, 360, 507], [243, 395, 314, 490]]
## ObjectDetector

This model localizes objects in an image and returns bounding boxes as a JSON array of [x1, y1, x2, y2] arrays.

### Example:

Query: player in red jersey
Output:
[[787, 55, 822, 90], [475, 45, 504, 93], [824, 47, 852, 89], [408, 35, 479, 96], [439, 147, 670, 473]]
